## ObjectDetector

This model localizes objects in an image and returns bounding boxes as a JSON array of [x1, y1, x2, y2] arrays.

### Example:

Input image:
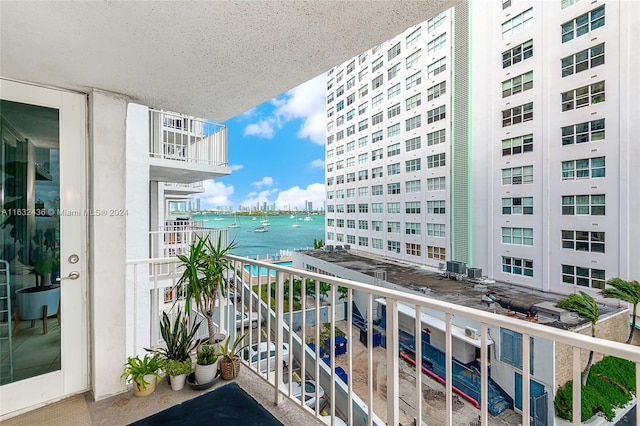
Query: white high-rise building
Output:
[[324, 0, 640, 295]]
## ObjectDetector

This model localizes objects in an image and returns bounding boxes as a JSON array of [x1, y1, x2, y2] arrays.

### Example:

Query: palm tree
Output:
[[556, 291, 600, 385], [600, 277, 640, 344]]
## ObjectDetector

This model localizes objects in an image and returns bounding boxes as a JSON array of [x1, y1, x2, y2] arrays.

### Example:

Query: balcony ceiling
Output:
[[0, 1, 458, 121]]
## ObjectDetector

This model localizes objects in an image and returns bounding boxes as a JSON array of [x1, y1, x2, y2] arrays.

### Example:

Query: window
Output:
[[428, 246, 446, 260], [502, 165, 533, 185], [427, 57, 446, 78], [502, 103, 533, 127], [336, 159, 344, 170], [502, 71, 533, 98], [406, 136, 421, 152], [327, 107, 334, 119], [336, 85, 344, 97], [358, 68, 368, 83], [387, 63, 401, 80], [346, 172, 355, 183], [327, 163, 334, 173], [427, 81, 446, 101], [359, 52, 368, 64], [336, 145, 344, 155], [336, 175, 344, 184], [406, 243, 421, 256], [372, 44, 383, 54], [358, 237, 369, 247], [372, 203, 383, 213], [336, 189, 345, 199], [358, 203, 368, 213], [561, 0, 579, 9], [561, 81, 605, 111], [372, 112, 383, 125], [428, 153, 446, 168], [387, 221, 401, 232], [371, 149, 383, 161], [387, 202, 401, 214], [406, 94, 421, 111], [358, 170, 368, 181], [336, 233, 343, 242], [346, 157, 355, 167], [372, 238, 383, 249], [372, 93, 384, 107], [563, 265, 606, 289], [372, 166, 383, 178], [347, 205, 356, 214], [562, 43, 605, 77], [336, 100, 344, 112], [406, 202, 421, 214], [347, 93, 355, 106], [327, 204, 334, 212], [427, 129, 446, 146], [358, 119, 368, 131], [561, 194, 605, 215], [502, 257, 534, 277], [327, 121, 334, 133], [358, 136, 368, 147], [406, 179, 421, 193], [387, 182, 401, 194], [372, 130, 383, 143], [406, 28, 421, 49], [406, 159, 421, 172], [502, 227, 534, 246], [562, 119, 605, 145], [561, 6, 605, 43], [336, 116, 344, 126], [336, 70, 344, 82], [562, 157, 605, 180], [359, 85, 369, 98], [372, 56, 383, 72], [327, 78, 334, 90], [500, 329, 534, 371], [336, 205, 344, 213], [388, 83, 401, 100], [388, 240, 401, 253], [388, 42, 401, 61], [502, 197, 533, 215], [327, 191, 334, 200], [358, 153, 368, 164], [372, 220, 383, 231], [427, 200, 446, 214], [387, 103, 401, 119], [502, 8, 533, 39], [427, 106, 446, 124], [427, 12, 446, 33], [347, 235, 356, 245], [427, 176, 446, 191], [406, 115, 421, 131], [387, 143, 401, 156], [372, 75, 384, 89], [406, 71, 422, 89], [427, 34, 446, 55], [346, 60, 355, 74], [327, 218, 335, 226], [347, 77, 356, 90], [406, 49, 421, 69], [327, 177, 334, 186], [562, 230, 605, 253], [358, 187, 368, 197], [503, 40, 533, 68], [387, 124, 401, 138], [347, 124, 355, 136], [502, 134, 533, 156], [427, 223, 446, 237], [387, 163, 400, 176], [327, 92, 334, 104]]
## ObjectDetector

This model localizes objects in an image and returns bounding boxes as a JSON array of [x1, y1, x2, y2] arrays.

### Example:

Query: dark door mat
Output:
[[129, 382, 284, 426]]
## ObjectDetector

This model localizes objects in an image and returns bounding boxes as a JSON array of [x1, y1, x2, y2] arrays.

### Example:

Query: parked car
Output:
[[235, 311, 259, 329], [288, 380, 327, 411], [243, 341, 289, 373]]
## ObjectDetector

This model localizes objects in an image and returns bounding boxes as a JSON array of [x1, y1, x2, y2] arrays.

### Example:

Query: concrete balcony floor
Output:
[[3, 367, 325, 426]]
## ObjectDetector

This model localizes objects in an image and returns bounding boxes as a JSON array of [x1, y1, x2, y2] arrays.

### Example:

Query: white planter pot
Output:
[[194, 359, 218, 384], [170, 374, 186, 391]]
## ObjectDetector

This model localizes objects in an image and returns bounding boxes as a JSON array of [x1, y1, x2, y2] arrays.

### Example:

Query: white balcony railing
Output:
[[164, 182, 205, 193], [126, 255, 640, 426], [149, 109, 228, 166]]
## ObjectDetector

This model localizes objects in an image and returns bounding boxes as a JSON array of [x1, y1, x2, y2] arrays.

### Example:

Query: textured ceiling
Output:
[[1, 1, 458, 121]]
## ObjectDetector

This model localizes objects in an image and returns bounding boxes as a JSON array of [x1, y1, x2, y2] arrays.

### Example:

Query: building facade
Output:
[[324, 0, 640, 295]]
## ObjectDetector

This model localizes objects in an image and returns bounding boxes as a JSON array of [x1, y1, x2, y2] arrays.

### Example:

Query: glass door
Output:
[[0, 80, 87, 416]]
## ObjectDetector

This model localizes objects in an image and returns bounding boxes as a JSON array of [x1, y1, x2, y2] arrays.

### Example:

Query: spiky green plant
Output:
[[151, 307, 200, 362], [600, 278, 640, 344]]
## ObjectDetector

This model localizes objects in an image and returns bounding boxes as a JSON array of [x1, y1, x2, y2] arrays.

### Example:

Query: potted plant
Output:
[[152, 307, 201, 363], [121, 353, 162, 397], [194, 345, 219, 384], [164, 359, 192, 391], [219, 332, 249, 380], [174, 234, 237, 344]]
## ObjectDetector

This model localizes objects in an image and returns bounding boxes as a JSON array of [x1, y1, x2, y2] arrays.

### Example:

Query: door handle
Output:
[[57, 271, 80, 281]]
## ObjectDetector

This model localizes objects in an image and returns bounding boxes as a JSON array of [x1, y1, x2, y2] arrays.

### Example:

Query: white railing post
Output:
[[480, 323, 489, 426], [572, 346, 581, 426], [274, 270, 284, 405], [367, 294, 374, 426], [386, 298, 399, 426], [522, 333, 530, 426], [414, 305, 423, 426], [445, 312, 453, 426]]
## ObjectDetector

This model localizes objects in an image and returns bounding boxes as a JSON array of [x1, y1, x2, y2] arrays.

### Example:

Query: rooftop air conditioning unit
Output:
[[464, 326, 479, 340], [343, 244, 351, 250]]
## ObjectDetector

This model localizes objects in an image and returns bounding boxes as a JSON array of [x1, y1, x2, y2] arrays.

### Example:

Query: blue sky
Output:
[[195, 74, 327, 211]]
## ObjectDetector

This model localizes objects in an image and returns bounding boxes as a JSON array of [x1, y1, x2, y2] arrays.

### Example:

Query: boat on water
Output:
[[252, 217, 257, 221], [303, 215, 313, 221], [228, 213, 240, 228], [253, 226, 268, 233], [291, 215, 301, 228], [214, 217, 225, 221], [289, 215, 295, 219]]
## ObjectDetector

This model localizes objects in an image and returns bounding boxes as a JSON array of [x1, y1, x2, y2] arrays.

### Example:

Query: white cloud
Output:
[[240, 188, 279, 208], [275, 183, 325, 210], [244, 120, 276, 139], [229, 164, 244, 171], [196, 180, 234, 209], [309, 159, 325, 169], [251, 176, 274, 188]]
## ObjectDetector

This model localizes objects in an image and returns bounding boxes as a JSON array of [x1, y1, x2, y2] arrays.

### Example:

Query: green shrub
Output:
[[591, 356, 635, 393]]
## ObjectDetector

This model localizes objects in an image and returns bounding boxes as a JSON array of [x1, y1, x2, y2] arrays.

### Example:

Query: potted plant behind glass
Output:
[[164, 359, 192, 391], [174, 234, 237, 344], [219, 332, 249, 380], [195, 345, 219, 384], [121, 353, 162, 397]]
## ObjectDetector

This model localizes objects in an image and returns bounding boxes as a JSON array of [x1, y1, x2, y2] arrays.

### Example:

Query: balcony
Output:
[[123, 254, 640, 426], [163, 181, 205, 195], [148, 109, 231, 183], [149, 223, 226, 260]]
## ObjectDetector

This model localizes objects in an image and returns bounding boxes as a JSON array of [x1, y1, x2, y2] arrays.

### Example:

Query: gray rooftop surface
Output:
[[300, 249, 623, 331]]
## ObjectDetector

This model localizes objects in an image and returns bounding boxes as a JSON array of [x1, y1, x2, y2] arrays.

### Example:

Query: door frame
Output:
[[0, 79, 89, 418]]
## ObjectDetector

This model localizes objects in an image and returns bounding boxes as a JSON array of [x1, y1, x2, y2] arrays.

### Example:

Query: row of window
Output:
[[328, 129, 446, 158], [327, 152, 446, 177], [501, 228, 606, 252], [326, 200, 447, 214]]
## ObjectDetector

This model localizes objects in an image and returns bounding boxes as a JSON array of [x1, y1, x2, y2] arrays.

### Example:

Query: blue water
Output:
[[192, 214, 325, 258], [244, 261, 292, 276]]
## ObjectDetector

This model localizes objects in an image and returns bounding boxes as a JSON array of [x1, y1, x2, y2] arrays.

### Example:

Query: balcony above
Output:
[[163, 181, 205, 195], [149, 110, 231, 183]]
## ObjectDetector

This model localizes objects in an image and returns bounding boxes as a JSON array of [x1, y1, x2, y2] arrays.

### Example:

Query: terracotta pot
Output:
[[220, 357, 241, 380], [133, 374, 157, 397], [170, 374, 186, 391]]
